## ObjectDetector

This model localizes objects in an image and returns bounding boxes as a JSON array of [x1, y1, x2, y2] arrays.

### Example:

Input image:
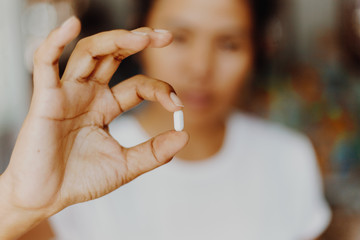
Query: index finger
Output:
[[61, 28, 173, 85]]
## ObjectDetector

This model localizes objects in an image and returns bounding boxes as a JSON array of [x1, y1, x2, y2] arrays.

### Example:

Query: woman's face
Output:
[[142, 0, 254, 125]]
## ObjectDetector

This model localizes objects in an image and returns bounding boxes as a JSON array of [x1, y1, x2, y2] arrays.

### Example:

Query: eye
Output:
[[172, 33, 188, 44], [218, 39, 242, 51]]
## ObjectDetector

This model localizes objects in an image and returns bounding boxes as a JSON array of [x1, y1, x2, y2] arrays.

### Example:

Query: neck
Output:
[[135, 103, 227, 161]]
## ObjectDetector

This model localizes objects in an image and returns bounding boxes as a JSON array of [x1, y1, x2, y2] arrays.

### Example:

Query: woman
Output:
[[40, 0, 331, 239]]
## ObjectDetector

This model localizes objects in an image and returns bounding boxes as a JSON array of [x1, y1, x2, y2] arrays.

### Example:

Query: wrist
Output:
[[0, 175, 51, 240]]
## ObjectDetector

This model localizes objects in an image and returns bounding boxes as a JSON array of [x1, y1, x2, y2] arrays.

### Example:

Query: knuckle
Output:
[[150, 138, 162, 164], [131, 74, 147, 84], [148, 83, 158, 94], [134, 74, 146, 79], [160, 80, 173, 90], [117, 29, 128, 35], [75, 37, 90, 50], [137, 27, 153, 32], [77, 37, 87, 46], [77, 38, 99, 59], [155, 79, 173, 93], [112, 52, 124, 62]]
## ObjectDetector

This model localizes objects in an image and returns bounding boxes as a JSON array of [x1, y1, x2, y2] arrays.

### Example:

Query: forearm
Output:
[[0, 207, 41, 240]]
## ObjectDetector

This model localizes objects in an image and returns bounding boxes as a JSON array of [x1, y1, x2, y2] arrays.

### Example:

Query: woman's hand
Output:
[[0, 17, 188, 239]]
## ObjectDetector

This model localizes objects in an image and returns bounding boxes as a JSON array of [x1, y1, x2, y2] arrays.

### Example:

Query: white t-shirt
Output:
[[50, 112, 331, 240]]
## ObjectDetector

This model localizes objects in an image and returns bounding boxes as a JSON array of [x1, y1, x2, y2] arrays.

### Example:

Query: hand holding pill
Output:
[[0, 17, 188, 239]]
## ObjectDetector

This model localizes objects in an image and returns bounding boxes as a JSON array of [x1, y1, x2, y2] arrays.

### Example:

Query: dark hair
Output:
[[339, 0, 360, 73], [133, 0, 280, 71]]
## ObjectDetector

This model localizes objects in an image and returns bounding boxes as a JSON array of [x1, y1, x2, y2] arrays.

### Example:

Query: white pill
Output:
[[173, 110, 184, 131]]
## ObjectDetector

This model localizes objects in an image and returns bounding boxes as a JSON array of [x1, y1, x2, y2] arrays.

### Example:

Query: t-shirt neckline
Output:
[[130, 111, 242, 179]]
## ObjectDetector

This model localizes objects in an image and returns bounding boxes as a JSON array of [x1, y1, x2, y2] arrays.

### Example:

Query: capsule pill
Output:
[[173, 110, 184, 131]]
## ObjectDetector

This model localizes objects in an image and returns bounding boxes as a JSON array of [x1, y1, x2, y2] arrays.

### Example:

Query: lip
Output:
[[180, 91, 213, 111]]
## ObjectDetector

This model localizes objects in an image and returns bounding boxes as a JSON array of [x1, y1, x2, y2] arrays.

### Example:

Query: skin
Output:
[[0, 17, 189, 240], [137, 0, 254, 160]]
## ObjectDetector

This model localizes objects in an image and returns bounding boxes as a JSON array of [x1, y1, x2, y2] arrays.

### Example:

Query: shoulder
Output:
[[228, 112, 319, 189], [230, 112, 331, 237], [229, 111, 313, 153]]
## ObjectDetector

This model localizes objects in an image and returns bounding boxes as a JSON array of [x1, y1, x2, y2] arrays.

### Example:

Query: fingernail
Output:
[[154, 29, 170, 33], [60, 16, 76, 30], [131, 31, 149, 36], [170, 92, 184, 107]]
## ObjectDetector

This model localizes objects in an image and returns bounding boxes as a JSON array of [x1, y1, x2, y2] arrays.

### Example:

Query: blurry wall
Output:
[[0, 0, 29, 173], [291, 0, 338, 62]]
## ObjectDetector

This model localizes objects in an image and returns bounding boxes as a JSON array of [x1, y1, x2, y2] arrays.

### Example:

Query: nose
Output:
[[185, 40, 215, 85]]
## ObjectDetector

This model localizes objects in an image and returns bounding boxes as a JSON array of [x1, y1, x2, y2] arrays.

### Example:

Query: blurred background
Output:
[[1, 0, 360, 239]]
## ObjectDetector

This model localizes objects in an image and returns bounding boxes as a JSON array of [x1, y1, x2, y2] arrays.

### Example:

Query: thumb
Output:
[[124, 131, 189, 180]]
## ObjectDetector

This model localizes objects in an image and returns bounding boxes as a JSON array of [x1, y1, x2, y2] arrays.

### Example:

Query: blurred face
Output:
[[142, 0, 254, 125]]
